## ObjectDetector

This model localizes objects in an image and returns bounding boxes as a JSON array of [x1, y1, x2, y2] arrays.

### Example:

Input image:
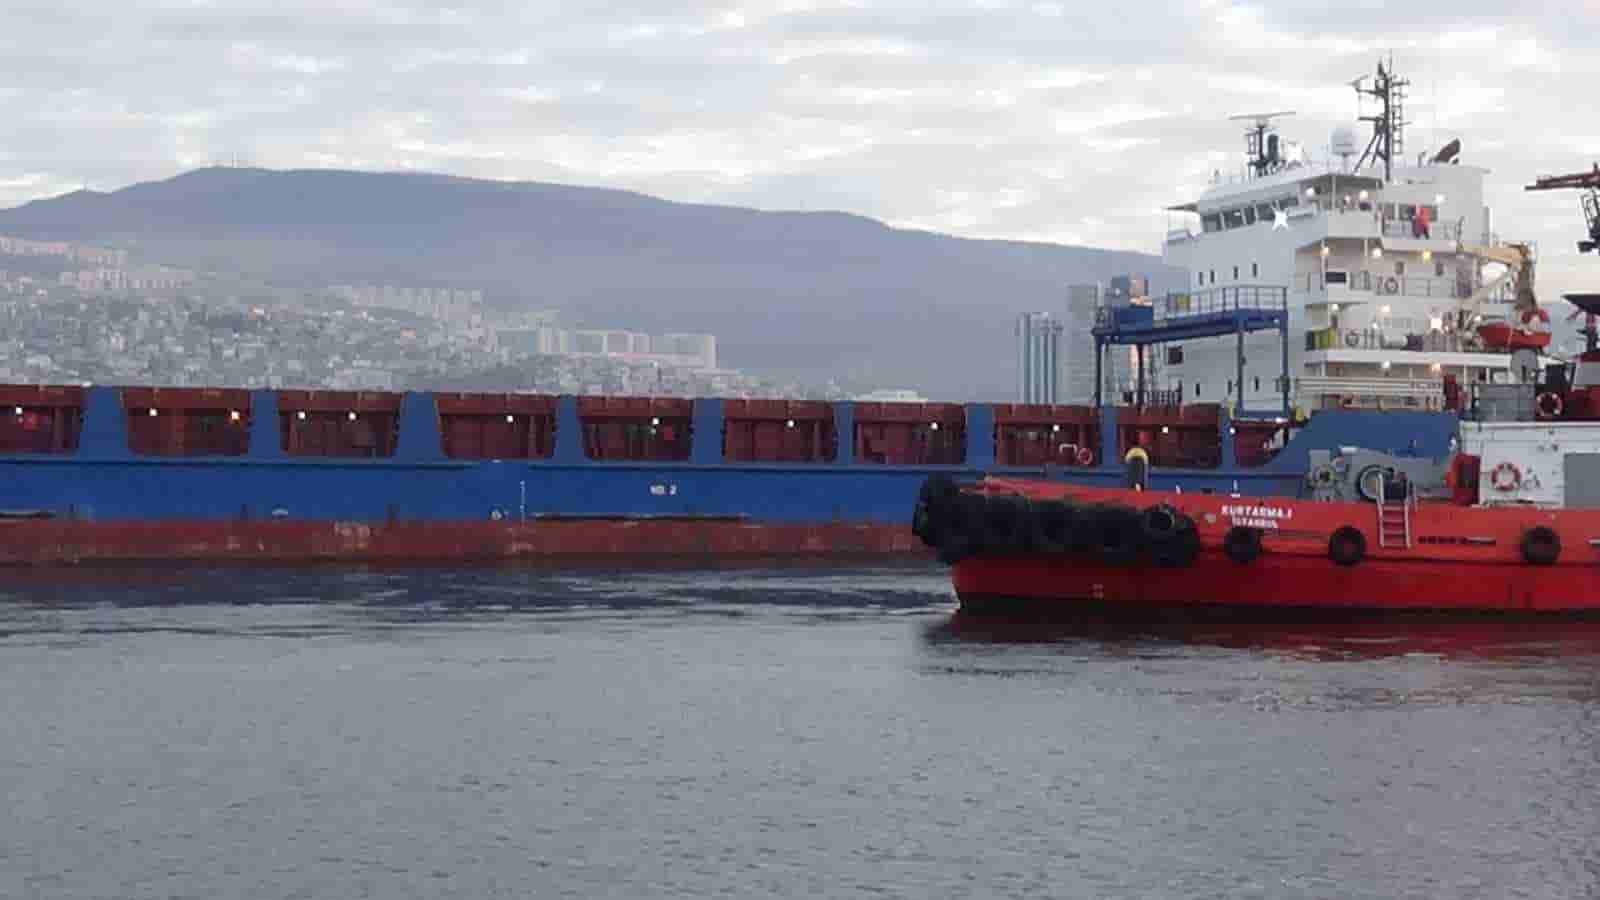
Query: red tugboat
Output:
[[913, 294, 1600, 617]]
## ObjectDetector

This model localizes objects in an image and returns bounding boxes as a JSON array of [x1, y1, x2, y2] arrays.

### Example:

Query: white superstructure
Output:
[[1155, 65, 1523, 416]]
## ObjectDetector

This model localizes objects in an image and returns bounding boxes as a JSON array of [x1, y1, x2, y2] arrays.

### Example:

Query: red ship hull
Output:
[[941, 481, 1600, 616], [0, 519, 923, 566]]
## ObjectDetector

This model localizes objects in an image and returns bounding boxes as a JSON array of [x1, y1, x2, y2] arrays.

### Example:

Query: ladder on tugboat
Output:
[[1375, 476, 1413, 549]]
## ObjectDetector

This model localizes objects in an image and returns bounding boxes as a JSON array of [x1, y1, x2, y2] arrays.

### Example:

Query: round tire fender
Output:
[[1521, 525, 1561, 566], [1030, 500, 1075, 554], [1141, 504, 1182, 543], [1222, 525, 1262, 565], [1328, 526, 1366, 567], [1094, 504, 1144, 564]]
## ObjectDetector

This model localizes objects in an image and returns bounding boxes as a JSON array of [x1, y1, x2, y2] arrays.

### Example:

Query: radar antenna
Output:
[[1353, 58, 1409, 181], [1227, 111, 1295, 178], [1526, 163, 1600, 253]]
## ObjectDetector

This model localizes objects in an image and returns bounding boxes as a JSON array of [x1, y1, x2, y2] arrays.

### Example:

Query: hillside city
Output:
[[0, 233, 889, 400]]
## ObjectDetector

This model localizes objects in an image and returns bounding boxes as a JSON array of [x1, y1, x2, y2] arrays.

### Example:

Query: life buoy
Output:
[[1488, 461, 1523, 492], [1521, 526, 1561, 566], [1309, 465, 1336, 488], [1328, 526, 1366, 567], [1222, 526, 1262, 564], [1076, 446, 1094, 467], [1382, 276, 1399, 294], [1537, 392, 1564, 419], [1344, 331, 1361, 348]]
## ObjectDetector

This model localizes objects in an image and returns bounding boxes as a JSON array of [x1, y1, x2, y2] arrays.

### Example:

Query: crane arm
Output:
[[1526, 163, 1600, 192]]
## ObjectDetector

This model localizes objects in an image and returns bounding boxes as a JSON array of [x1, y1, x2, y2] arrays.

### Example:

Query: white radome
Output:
[[1330, 125, 1358, 159]]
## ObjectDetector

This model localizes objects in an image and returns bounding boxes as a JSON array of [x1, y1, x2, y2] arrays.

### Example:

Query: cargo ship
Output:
[[0, 61, 1545, 565]]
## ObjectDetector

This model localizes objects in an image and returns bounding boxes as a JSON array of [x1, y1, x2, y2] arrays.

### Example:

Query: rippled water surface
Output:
[[4, 564, 1600, 899]]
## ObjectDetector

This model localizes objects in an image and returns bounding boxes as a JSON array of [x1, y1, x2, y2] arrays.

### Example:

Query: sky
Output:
[[2, 1, 1599, 276]]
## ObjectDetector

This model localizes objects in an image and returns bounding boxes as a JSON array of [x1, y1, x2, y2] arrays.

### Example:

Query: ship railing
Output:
[[1378, 219, 1463, 241], [1157, 285, 1287, 320], [1299, 270, 1468, 300], [1307, 328, 1471, 353], [1295, 375, 1446, 411]]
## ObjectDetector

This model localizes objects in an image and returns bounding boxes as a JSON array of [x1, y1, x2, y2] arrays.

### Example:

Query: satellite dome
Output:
[[1331, 125, 1358, 158]]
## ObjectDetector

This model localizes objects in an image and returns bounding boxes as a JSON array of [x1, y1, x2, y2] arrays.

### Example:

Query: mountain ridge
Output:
[[0, 167, 1177, 399]]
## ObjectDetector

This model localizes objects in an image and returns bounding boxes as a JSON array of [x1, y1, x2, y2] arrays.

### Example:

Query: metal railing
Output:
[[1307, 328, 1471, 352], [1156, 285, 1287, 320], [1299, 270, 1469, 300]]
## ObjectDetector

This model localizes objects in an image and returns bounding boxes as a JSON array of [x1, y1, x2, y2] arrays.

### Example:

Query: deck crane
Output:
[[1526, 163, 1600, 253]]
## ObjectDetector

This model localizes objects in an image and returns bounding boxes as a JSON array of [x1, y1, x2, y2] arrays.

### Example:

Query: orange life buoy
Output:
[[1383, 276, 1399, 294], [1076, 446, 1094, 467], [1537, 392, 1564, 419], [1489, 461, 1523, 492]]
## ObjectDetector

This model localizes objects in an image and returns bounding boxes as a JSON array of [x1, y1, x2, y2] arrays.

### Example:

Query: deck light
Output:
[[148, 408, 158, 417], [229, 410, 241, 422], [1359, 189, 1370, 201], [1430, 316, 1442, 331], [347, 411, 358, 421], [505, 414, 515, 424], [297, 411, 308, 421], [1381, 304, 1392, 315], [1305, 187, 1317, 198], [1160, 425, 1171, 434], [929, 422, 941, 432], [1382, 361, 1393, 371], [1330, 303, 1340, 313], [1430, 362, 1442, 373], [11, 406, 20, 416], [1051, 424, 1061, 433], [1435, 194, 1446, 205], [1371, 247, 1384, 259], [1320, 244, 1330, 257], [650, 417, 661, 426], [785, 419, 796, 428], [1422, 249, 1433, 261]]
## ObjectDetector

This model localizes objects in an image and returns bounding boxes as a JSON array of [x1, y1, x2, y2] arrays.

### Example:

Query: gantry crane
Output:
[[1527, 163, 1600, 253]]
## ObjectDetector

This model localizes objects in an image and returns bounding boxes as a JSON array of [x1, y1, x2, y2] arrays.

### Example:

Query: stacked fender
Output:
[[914, 477, 1200, 568]]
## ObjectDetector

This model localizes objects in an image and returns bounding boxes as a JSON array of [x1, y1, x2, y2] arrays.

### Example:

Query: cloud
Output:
[[1, 1, 1598, 260]]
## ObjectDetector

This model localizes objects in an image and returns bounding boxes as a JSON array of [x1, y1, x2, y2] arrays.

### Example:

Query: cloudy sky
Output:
[[3, 1, 1599, 269]]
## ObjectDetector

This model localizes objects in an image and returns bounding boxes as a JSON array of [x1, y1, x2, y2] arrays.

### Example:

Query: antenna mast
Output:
[[1227, 111, 1296, 178], [1353, 57, 1409, 181]]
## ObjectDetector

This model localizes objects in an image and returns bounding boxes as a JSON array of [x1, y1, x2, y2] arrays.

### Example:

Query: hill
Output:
[[0, 167, 1176, 400]]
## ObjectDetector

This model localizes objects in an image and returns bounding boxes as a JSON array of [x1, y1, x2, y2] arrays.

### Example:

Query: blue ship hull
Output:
[[0, 388, 1458, 527]]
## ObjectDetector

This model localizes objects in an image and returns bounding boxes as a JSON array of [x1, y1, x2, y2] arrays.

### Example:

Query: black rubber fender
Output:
[[1328, 526, 1367, 567], [1092, 504, 1144, 564], [1150, 522, 1201, 568], [1222, 526, 1262, 564], [1521, 526, 1561, 566], [1029, 500, 1076, 555], [1141, 504, 1182, 544], [982, 494, 1031, 554], [936, 492, 987, 564]]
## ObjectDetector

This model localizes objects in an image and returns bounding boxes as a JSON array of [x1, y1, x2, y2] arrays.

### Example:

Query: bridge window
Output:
[[1252, 262, 1259, 278], [1195, 382, 1202, 397], [1243, 207, 1257, 225], [1202, 214, 1222, 233], [1255, 202, 1275, 221], [1436, 261, 1446, 277], [1233, 265, 1239, 280], [1223, 208, 1246, 229], [1254, 377, 1261, 392], [1167, 346, 1184, 365]]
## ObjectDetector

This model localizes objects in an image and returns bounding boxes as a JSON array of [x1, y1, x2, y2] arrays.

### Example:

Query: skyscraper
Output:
[[1016, 312, 1063, 404], [1063, 284, 1101, 403]]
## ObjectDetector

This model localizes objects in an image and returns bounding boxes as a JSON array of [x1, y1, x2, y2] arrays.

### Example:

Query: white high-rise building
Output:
[[1063, 284, 1101, 403], [1016, 312, 1063, 404]]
